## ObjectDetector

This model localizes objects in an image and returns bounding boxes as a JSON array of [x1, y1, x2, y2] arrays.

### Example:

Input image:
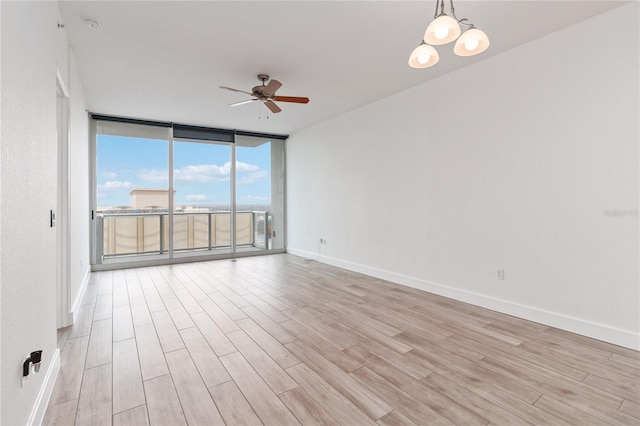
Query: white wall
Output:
[[1, 2, 59, 424], [287, 3, 639, 349], [55, 4, 90, 325], [0, 2, 89, 424], [67, 48, 90, 316], [0, 5, 3, 424]]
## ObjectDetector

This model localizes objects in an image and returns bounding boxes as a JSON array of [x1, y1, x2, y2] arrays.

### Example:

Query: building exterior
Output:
[[129, 188, 176, 209]]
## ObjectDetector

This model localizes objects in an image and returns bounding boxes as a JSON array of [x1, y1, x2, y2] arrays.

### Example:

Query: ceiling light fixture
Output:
[[409, 0, 489, 68]]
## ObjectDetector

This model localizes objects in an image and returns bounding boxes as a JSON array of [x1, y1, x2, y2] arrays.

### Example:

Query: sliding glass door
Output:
[[91, 117, 286, 267], [172, 139, 232, 258], [93, 120, 171, 264], [235, 135, 285, 252]]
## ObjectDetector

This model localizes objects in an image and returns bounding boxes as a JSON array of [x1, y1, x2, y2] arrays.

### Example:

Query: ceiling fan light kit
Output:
[[220, 74, 309, 115], [409, 0, 490, 68]]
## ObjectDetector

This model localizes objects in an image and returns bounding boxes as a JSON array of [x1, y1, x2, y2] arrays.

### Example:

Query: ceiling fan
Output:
[[220, 74, 309, 114]]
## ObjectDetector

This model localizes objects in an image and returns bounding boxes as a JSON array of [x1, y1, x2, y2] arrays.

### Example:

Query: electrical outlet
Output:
[[497, 269, 505, 280]]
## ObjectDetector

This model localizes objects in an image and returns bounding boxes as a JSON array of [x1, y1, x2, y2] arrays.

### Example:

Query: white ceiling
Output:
[[59, 1, 626, 135]]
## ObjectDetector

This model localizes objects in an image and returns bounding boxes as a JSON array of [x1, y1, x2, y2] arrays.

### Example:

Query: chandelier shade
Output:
[[408, 42, 440, 68], [454, 27, 490, 56], [424, 15, 461, 45]]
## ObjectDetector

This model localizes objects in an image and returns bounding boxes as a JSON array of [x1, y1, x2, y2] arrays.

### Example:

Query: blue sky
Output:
[[97, 135, 271, 207]]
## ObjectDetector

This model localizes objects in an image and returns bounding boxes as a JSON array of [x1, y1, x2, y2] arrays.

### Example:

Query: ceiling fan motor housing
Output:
[[254, 74, 273, 99], [252, 86, 270, 99]]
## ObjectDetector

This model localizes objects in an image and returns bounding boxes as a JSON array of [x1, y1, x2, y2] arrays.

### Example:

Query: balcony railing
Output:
[[97, 211, 269, 260]]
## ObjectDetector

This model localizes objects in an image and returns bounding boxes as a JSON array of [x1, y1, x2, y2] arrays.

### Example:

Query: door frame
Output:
[[56, 69, 72, 328]]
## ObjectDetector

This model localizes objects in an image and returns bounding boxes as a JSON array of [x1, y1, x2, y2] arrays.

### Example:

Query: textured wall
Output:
[[1, 2, 59, 424]]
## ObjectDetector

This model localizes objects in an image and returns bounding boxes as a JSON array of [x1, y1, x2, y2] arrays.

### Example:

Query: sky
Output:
[[96, 135, 272, 208]]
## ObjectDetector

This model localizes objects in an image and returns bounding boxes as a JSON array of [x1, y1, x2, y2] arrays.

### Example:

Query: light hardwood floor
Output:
[[44, 254, 639, 425]]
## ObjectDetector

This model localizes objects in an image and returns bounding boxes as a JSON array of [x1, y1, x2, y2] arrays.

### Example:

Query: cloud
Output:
[[175, 164, 230, 184], [139, 161, 261, 185], [237, 170, 268, 184], [102, 171, 117, 179], [100, 180, 134, 190], [236, 161, 259, 173], [184, 194, 208, 201]]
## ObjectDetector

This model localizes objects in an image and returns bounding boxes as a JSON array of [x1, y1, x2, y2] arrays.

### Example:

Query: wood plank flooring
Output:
[[44, 254, 640, 425]]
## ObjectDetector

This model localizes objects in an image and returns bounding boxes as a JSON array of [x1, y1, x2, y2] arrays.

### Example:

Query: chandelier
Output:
[[409, 0, 490, 68]]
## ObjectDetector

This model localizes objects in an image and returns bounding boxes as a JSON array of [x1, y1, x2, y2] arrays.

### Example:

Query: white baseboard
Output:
[[286, 248, 640, 350], [27, 348, 61, 426], [70, 267, 91, 324]]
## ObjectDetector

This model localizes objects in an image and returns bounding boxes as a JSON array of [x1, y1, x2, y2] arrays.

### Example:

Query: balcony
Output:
[[96, 211, 270, 261]]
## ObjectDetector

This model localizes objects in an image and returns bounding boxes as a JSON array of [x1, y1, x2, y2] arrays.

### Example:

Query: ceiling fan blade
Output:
[[264, 79, 283, 95], [264, 100, 281, 114], [220, 86, 254, 96], [273, 96, 309, 104], [229, 99, 258, 107]]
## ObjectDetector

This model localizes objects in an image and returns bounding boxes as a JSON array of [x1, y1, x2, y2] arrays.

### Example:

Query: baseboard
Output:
[[286, 248, 640, 350], [27, 348, 61, 426], [70, 267, 91, 323]]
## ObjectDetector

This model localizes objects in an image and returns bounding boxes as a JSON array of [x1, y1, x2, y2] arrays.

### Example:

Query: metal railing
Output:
[[97, 211, 269, 260]]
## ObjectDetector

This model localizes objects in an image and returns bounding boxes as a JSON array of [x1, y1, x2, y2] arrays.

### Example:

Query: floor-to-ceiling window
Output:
[[91, 116, 286, 268], [93, 119, 172, 264], [235, 134, 285, 252], [172, 138, 233, 258]]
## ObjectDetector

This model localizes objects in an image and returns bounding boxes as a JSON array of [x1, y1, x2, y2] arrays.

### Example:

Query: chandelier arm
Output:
[[448, 1, 476, 28], [435, 0, 445, 18], [457, 18, 475, 28], [449, 0, 463, 23]]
